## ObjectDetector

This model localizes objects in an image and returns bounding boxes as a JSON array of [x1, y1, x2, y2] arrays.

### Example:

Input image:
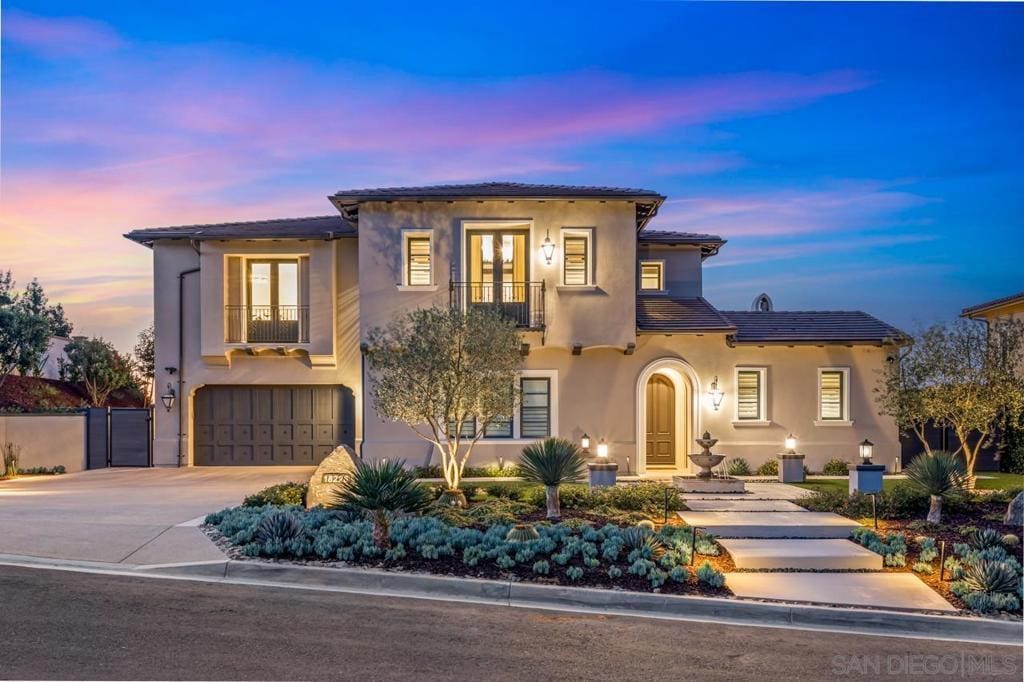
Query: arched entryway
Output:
[[635, 358, 700, 474]]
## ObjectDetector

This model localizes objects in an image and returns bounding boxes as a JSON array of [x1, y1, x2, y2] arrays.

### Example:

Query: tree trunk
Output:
[[545, 485, 561, 521], [926, 495, 943, 524], [372, 513, 391, 549]]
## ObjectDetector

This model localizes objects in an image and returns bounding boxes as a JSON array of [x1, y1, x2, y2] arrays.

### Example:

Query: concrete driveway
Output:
[[0, 467, 313, 565]]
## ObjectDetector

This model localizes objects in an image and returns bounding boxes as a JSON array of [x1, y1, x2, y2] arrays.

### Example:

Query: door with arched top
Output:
[[645, 374, 676, 467]]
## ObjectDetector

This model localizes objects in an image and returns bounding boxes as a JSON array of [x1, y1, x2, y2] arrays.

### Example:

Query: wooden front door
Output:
[[646, 374, 676, 467]]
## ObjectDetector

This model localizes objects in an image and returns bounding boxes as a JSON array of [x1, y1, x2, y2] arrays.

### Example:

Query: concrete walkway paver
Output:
[[725, 572, 957, 612], [679, 511, 862, 538], [720, 539, 883, 570], [684, 499, 807, 512], [0, 467, 313, 564]]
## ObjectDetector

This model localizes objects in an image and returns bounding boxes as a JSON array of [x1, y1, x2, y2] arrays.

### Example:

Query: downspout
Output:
[[359, 342, 368, 460], [177, 247, 201, 466]]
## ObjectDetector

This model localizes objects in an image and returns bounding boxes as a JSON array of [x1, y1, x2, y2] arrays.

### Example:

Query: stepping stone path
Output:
[[677, 483, 956, 612]]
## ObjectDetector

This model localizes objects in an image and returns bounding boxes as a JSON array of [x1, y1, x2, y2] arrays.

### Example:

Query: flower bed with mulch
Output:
[[203, 504, 733, 598]]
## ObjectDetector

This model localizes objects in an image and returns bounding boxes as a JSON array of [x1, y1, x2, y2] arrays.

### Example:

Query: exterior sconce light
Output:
[[160, 384, 176, 412], [596, 439, 609, 458], [541, 228, 555, 265], [859, 439, 874, 464], [580, 433, 591, 455], [784, 433, 798, 454], [707, 376, 724, 411]]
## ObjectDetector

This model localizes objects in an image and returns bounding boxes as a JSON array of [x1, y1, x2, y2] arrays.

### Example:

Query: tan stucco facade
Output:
[[146, 195, 901, 472]]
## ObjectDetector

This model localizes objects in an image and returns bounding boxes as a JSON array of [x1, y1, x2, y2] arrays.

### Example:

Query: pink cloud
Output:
[[2, 9, 125, 58]]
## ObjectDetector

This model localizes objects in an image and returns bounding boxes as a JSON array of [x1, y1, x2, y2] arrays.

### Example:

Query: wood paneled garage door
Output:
[[193, 385, 354, 466]]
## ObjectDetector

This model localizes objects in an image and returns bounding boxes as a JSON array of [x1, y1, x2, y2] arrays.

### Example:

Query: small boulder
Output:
[[306, 445, 358, 508], [1005, 491, 1024, 527]]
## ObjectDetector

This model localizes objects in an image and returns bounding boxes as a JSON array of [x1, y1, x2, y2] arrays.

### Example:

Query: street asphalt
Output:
[[1, 565, 1020, 681]]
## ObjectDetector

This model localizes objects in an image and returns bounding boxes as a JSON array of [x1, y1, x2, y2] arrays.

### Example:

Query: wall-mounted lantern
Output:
[[580, 433, 591, 455], [160, 384, 176, 412], [541, 228, 556, 265], [707, 376, 724, 411], [859, 439, 874, 464]]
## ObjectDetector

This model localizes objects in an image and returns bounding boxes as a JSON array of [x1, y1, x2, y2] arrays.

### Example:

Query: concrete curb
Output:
[[138, 559, 1022, 645]]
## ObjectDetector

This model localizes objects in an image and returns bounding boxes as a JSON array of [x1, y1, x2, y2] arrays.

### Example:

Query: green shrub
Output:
[[243, 482, 308, 507], [822, 459, 851, 476], [756, 460, 778, 476], [1002, 534, 1020, 547], [696, 560, 725, 588], [912, 562, 933, 574], [724, 458, 751, 476]]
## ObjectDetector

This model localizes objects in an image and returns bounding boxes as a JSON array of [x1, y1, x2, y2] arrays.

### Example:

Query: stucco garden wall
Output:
[[0, 414, 87, 472]]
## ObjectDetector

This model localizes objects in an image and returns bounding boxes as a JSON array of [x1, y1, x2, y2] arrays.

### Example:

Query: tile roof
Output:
[[636, 297, 737, 333], [961, 291, 1024, 318], [720, 311, 908, 345], [329, 181, 665, 201], [124, 215, 355, 246], [329, 181, 666, 230], [638, 230, 726, 258]]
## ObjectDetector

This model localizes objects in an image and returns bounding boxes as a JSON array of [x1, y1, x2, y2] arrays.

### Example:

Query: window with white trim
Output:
[[639, 261, 664, 291], [401, 229, 433, 287], [818, 368, 850, 421], [561, 228, 593, 286], [445, 371, 556, 441], [734, 367, 766, 422]]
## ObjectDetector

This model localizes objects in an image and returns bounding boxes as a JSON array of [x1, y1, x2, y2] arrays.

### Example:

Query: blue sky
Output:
[[2, 1, 1022, 350]]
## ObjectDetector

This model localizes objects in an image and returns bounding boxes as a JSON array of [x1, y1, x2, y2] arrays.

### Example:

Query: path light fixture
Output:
[[580, 433, 591, 455], [707, 376, 724, 411], [160, 384, 176, 412], [596, 439, 609, 458], [541, 228, 556, 264], [859, 439, 874, 464], [784, 433, 798, 454]]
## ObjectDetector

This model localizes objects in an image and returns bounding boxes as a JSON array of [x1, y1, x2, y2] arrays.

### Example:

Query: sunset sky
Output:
[[2, 2, 1022, 351]]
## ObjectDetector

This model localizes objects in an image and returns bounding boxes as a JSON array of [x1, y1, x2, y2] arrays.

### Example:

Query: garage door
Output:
[[193, 385, 354, 466]]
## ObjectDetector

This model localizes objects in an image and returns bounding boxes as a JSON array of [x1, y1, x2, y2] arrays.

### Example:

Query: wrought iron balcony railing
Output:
[[449, 281, 545, 330], [225, 305, 310, 344]]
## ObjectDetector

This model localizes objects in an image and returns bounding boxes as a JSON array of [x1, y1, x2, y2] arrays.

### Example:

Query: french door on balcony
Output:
[[246, 260, 302, 343], [467, 229, 529, 316]]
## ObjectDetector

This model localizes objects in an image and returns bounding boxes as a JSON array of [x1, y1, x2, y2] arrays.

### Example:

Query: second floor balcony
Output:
[[226, 305, 310, 344], [449, 281, 545, 331]]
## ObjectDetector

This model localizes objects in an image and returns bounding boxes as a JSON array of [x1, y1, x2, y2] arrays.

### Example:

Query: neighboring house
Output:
[[12, 335, 70, 380], [962, 291, 1024, 326], [126, 182, 908, 473]]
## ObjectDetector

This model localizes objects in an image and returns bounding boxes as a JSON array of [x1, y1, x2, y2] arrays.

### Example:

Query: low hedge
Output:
[[243, 482, 309, 507], [799, 482, 974, 519]]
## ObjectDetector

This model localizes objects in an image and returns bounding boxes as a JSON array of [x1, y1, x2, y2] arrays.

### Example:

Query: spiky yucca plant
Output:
[[962, 559, 1019, 595], [333, 459, 429, 548], [518, 438, 586, 520], [620, 526, 667, 559], [971, 528, 1003, 550], [903, 451, 967, 524]]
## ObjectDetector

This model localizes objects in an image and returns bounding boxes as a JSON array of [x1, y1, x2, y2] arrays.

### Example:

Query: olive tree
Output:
[[364, 305, 522, 502], [878, 319, 1024, 482], [62, 337, 139, 406], [133, 323, 156, 405]]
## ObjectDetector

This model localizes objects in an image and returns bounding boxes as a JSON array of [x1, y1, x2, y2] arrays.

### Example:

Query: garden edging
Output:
[[139, 558, 1021, 645]]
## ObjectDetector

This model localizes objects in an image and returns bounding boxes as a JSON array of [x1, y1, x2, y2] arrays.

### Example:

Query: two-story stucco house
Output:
[[126, 182, 908, 474]]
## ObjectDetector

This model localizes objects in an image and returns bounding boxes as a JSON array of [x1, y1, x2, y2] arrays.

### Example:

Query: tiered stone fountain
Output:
[[672, 431, 746, 493]]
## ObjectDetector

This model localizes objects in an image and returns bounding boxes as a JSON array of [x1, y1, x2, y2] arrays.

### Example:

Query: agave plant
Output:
[[962, 559, 1020, 595], [903, 451, 967, 524], [518, 438, 586, 520], [620, 526, 667, 559], [970, 528, 1003, 550], [255, 511, 304, 544], [333, 459, 429, 548]]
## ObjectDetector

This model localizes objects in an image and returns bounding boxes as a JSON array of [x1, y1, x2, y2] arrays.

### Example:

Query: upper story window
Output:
[[639, 261, 665, 292], [734, 367, 767, 423], [561, 228, 594, 286], [817, 368, 851, 424], [401, 229, 434, 288], [226, 257, 308, 344]]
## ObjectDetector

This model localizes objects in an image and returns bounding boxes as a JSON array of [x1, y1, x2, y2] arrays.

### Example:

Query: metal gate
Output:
[[86, 407, 153, 468]]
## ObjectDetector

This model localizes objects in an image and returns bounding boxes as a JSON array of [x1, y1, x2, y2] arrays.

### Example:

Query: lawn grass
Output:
[[972, 471, 1024, 491], [793, 472, 1023, 495], [792, 478, 903, 495]]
